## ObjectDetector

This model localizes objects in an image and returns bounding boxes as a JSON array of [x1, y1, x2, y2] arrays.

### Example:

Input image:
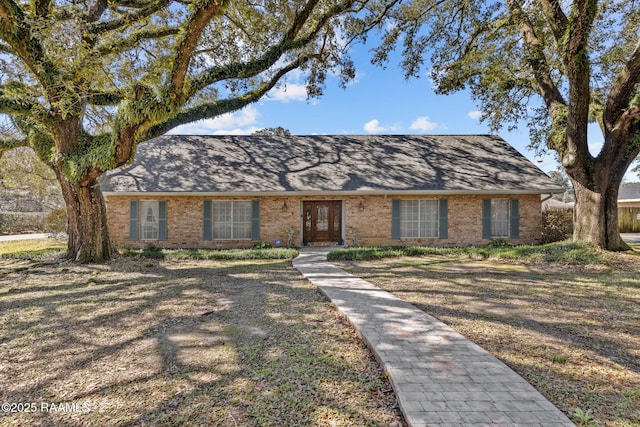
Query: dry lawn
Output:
[[337, 253, 640, 427], [0, 256, 404, 426]]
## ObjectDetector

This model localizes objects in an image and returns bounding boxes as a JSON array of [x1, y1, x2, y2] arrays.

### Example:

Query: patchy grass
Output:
[[336, 251, 640, 427], [0, 257, 403, 426], [0, 238, 67, 258], [328, 241, 607, 265]]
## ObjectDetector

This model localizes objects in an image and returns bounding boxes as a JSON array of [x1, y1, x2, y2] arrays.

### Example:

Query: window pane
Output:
[[400, 200, 420, 238], [420, 200, 439, 238], [212, 201, 232, 239], [491, 199, 510, 237], [233, 201, 252, 239], [139, 201, 159, 240], [316, 205, 329, 231], [305, 206, 312, 232]]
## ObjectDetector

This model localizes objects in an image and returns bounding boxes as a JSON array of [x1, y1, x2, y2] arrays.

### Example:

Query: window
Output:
[[399, 200, 440, 238], [392, 199, 448, 240], [210, 201, 252, 240], [482, 199, 519, 239], [129, 200, 167, 241], [490, 199, 510, 237], [140, 201, 160, 240]]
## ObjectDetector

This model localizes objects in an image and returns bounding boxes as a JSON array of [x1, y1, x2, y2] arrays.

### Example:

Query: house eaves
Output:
[[104, 188, 564, 198]]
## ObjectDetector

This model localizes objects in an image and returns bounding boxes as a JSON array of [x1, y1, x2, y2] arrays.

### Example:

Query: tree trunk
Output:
[[56, 168, 113, 262], [572, 177, 629, 251]]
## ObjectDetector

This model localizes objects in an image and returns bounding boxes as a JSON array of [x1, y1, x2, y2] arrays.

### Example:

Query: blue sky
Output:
[[170, 38, 613, 178]]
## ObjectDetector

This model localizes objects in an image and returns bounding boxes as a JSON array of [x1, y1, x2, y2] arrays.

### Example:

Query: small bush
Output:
[[119, 246, 297, 260], [327, 242, 602, 264], [142, 243, 164, 259], [252, 241, 273, 249], [44, 208, 67, 233], [542, 208, 574, 244], [486, 238, 513, 248]]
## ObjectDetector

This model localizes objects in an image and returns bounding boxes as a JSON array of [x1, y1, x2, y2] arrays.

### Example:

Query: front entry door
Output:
[[303, 201, 342, 243]]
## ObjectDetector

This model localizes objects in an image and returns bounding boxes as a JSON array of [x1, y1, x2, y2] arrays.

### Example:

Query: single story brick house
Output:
[[101, 134, 562, 248]]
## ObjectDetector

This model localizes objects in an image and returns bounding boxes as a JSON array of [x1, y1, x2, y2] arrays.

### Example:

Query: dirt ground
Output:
[[0, 257, 404, 426], [337, 252, 640, 427]]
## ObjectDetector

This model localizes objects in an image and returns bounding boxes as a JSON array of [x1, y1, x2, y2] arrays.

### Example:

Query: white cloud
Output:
[[168, 106, 260, 135], [364, 119, 386, 133], [589, 141, 603, 156], [267, 83, 307, 103], [410, 116, 438, 132], [468, 110, 482, 120]]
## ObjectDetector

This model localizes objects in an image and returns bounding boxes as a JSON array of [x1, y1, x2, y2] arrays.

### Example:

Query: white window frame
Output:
[[139, 201, 160, 241], [490, 199, 511, 238], [399, 200, 439, 238], [211, 200, 252, 240]]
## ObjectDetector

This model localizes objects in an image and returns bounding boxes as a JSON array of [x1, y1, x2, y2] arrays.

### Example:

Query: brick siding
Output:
[[106, 194, 542, 248]]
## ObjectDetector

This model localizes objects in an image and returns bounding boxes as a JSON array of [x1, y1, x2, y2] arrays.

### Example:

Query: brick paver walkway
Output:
[[293, 248, 574, 427]]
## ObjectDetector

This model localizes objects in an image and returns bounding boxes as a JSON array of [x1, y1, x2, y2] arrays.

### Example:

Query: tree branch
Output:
[[30, 0, 51, 17], [0, 0, 60, 96], [597, 106, 640, 184], [603, 39, 640, 133], [110, 0, 158, 8], [168, 0, 230, 101], [561, 0, 597, 168], [88, 0, 172, 34], [87, 91, 125, 106], [283, 0, 323, 42], [146, 54, 315, 139], [506, 0, 565, 112], [85, 0, 108, 23], [539, 0, 568, 43], [188, 0, 355, 96], [95, 27, 180, 56], [0, 136, 27, 156], [342, 0, 403, 50]]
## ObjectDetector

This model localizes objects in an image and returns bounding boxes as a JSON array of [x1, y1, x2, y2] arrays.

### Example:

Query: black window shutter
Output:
[[129, 201, 139, 241], [251, 200, 260, 241], [482, 199, 492, 239], [391, 199, 401, 239], [203, 201, 212, 241], [510, 199, 520, 239], [438, 199, 448, 239], [158, 201, 167, 241]]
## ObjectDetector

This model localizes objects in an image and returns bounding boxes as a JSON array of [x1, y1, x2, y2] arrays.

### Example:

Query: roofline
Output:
[[160, 133, 500, 137], [619, 198, 640, 203], [104, 188, 564, 198]]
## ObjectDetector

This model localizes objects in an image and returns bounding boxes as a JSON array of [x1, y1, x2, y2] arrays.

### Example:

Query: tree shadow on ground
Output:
[[338, 256, 640, 425], [0, 257, 403, 426]]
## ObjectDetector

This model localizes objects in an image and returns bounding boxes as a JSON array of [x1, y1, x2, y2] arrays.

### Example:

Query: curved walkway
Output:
[[293, 248, 574, 427]]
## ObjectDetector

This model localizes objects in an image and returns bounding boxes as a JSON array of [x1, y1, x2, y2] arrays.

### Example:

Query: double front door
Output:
[[303, 201, 342, 243]]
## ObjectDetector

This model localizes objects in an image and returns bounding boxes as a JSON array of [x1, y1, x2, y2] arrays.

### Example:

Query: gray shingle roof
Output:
[[101, 134, 562, 195], [619, 182, 640, 200]]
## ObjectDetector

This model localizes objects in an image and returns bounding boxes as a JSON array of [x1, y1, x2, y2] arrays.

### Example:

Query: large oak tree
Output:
[[0, 0, 375, 261], [364, 0, 640, 250]]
